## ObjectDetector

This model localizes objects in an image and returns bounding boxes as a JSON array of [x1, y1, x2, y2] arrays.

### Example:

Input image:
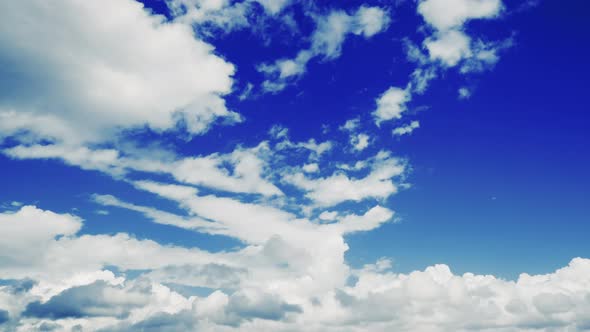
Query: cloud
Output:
[[23, 281, 149, 319], [424, 30, 473, 67], [416, 0, 507, 70], [283, 151, 405, 207], [458, 86, 473, 99], [0, 206, 82, 265], [259, 6, 390, 92], [166, 0, 294, 33], [2, 203, 590, 331], [393, 121, 420, 136], [302, 163, 320, 173], [418, 0, 503, 31], [351, 133, 370, 151], [373, 87, 412, 125], [225, 291, 302, 323], [170, 143, 283, 196], [4, 142, 282, 196], [0, 1, 580, 331], [0, 0, 239, 145], [0, 205, 227, 282]]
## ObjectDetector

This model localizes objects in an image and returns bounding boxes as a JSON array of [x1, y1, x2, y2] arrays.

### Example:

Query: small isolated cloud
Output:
[[393, 121, 420, 136], [373, 87, 412, 125], [351, 133, 370, 151], [458, 87, 473, 99]]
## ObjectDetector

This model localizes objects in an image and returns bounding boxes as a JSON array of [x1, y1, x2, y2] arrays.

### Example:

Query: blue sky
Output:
[[0, 0, 589, 331]]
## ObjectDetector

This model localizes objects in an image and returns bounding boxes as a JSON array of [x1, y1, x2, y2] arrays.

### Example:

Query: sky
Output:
[[0, 0, 589, 331]]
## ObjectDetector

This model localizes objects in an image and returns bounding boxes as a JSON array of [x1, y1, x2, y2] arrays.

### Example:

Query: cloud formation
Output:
[[0, 0, 239, 145]]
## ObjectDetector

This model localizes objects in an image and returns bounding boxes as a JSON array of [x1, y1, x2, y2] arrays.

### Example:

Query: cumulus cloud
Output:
[[351, 133, 370, 151], [373, 87, 412, 125], [259, 6, 390, 92], [418, 0, 503, 31], [2, 194, 589, 331], [0, 0, 239, 145], [416, 0, 507, 70]]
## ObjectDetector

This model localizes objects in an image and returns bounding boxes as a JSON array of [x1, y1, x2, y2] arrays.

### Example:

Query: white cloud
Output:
[[4, 142, 282, 197], [351, 133, 370, 151], [2, 203, 590, 331], [171, 143, 283, 196], [373, 87, 412, 125], [4, 144, 122, 174], [340, 118, 361, 132], [284, 152, 405, 207], [0, 0, 239, 144], [417, 0, 507, 70], [318, 211, 338, 221], [0, 206, 81, 260], [302, 163, 320, 173], [458, 87, 473, 99], [275, 137, 333, 161], [259, 6, 390, 92], [167, 0, 294, 32], [418, 0, 503, 32], [393, 121, 420, 136], [424, 30, 472, 67]]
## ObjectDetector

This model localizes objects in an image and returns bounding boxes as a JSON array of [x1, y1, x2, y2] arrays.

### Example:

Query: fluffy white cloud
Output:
[[418, 0, 503, 31], [302, 163, 320, 173], [417, 0, 506, 70], [424, 30, 472, 67], [0, 206, 81, 265], [2, 202, 589, 331], [283, 152, 404, 207], [373, 87, 412, 125], [259, 6, 390, 92], [332, 257, 590, 331], [351, 133, 370, 151], [0, 0, 239, 144], [393, 121, 420, 136]]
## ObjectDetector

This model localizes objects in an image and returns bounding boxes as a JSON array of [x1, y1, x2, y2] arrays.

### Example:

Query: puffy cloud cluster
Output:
[[371, 0, 508, 127], [1, 205, 589, 331], [418, 0, 507, 71], [258, 6, 390, 92], [0, 0, 239, 145]]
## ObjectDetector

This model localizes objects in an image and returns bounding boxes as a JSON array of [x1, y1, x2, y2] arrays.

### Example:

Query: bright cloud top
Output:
[[0, 0, 239, 144]]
